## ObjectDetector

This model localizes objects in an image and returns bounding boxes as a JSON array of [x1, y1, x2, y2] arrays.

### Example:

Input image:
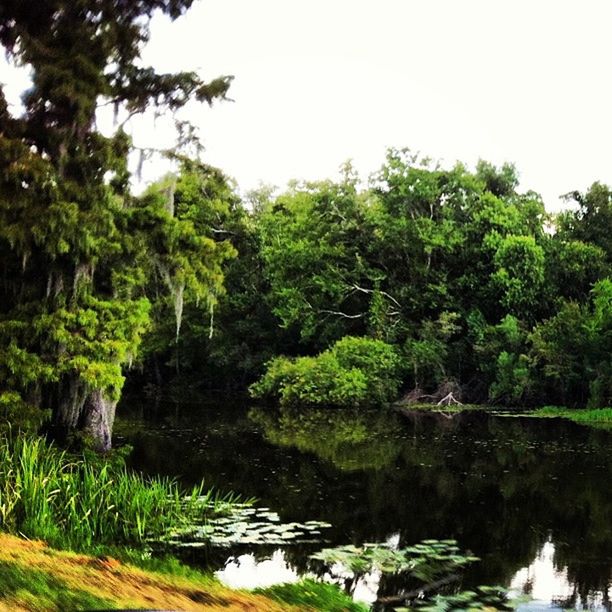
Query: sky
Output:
[[3, 0, 612, 210]]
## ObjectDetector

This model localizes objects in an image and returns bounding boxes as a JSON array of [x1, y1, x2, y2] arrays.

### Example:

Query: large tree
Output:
[[0, 0, 232, 449]]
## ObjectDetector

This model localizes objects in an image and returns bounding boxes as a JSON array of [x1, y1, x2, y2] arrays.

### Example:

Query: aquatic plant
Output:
[[311, 540, 478, 597], [401, 585, 513, 611], [166, 504, 332, 548]]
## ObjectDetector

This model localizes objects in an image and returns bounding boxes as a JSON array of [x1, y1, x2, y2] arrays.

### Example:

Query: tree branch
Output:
[[350, 283, 402, 309], [319, 309, 366, 319]]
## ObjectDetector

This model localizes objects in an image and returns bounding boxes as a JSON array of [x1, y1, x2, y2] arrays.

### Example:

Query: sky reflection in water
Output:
[[117, 401, 612, 608]]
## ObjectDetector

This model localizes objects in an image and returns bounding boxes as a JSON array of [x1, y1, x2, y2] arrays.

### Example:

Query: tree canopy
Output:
[[0, 3, 610, 451], [0, 0, 233, 449]]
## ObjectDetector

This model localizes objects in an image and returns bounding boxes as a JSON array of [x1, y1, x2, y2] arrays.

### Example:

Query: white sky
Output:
[[4, 0, 612, 210]]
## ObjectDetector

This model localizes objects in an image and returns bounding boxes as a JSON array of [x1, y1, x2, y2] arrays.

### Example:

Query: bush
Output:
[[250, 336, 403, 407]]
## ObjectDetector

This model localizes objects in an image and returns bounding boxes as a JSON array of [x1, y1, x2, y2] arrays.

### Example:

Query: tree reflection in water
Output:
[[119, 401, 612, 607]]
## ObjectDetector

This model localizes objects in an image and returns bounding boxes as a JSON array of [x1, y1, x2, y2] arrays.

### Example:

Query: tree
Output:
[[472, 314, 531, 404], [529, 280, 612, 407], [558, 183, 612, 262], [257, 175, 379, 349], [0, 1, 232, 449], [404, 312, 461, 390], [492, 235, 545, 323]]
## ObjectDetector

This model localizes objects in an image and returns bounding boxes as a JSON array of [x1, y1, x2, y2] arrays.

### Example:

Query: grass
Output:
[[531, 406, 612, 429], [0, 532, 295, 611], [0, 560, 113, 611], [257, 578, 368, 612], [0, 431, 240, 549], [397, 402, 484, 414], [397, 403, 612, 430]]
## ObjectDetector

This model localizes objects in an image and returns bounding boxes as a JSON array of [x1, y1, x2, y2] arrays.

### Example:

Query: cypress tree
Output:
[[0, 0, 232, 449]]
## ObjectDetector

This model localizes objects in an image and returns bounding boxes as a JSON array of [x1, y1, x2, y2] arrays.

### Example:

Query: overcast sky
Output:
[[3, 0, 612, 210]]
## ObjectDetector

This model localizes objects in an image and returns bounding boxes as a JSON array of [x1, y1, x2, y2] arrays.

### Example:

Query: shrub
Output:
[[250, 336, 403, 407]]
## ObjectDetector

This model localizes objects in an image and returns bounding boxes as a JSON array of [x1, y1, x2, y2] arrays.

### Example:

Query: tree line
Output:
[[141, 153, 611, 413], [0, 2, 610, 451]]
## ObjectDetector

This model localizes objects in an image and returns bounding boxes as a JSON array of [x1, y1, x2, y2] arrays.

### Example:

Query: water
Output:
[[115, 399, 612, 609]]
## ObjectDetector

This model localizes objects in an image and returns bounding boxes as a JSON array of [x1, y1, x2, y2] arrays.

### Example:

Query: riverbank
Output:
[[530, 406, 612, 429], [395, 403, 612, 429], [0, 532, 295, 611]]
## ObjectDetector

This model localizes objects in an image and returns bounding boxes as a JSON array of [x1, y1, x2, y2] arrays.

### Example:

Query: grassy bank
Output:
[[531, 406, 612, 429], [0, 532, 297, 611], [0, 432, 220, 548], [397, 404, 612, 430], [0, 433, 363, 610]]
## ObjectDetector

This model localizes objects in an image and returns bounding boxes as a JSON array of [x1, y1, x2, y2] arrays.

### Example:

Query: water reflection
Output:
[[117, 401, 612, 608], [216, 550, 299, 589], [510, 540, 611, 611]]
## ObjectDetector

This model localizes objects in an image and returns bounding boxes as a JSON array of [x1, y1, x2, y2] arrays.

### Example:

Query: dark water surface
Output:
[[115, 400, 612, 609]]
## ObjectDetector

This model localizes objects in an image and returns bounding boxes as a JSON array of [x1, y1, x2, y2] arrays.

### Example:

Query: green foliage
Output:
[[475, 160, 519, 198], [405, 312, 461, 388], [257, 176, 375, 347], [545, 239, 607, 302], [193, 150, 610, 410], [529, 279, 612, 407], [0, 1, 233, 448], [251, 352, 368, 407], [256, 579, 368, 612], [559, 183, 612, 262], [489, 351, 531, 404], [492, 235, 545, 322], [311, 540, 478, 601], [135, 166, 274, 389], [473, 315, 531, 404], [250, 336, 403, 407], [0, 432, 223, 548], [0, 392, 50, 434]]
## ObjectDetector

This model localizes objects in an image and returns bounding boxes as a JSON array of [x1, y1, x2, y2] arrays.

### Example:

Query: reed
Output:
[[0, 432, 230, 549]]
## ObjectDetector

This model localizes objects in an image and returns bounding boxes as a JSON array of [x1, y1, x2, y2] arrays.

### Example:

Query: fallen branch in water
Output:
[[376, 573, 460, 605]]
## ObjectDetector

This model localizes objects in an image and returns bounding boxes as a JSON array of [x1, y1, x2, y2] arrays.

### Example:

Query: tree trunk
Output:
[[51, 374, 88, 440], [81, 389, 117, 453], [49, 376, 117, 452]]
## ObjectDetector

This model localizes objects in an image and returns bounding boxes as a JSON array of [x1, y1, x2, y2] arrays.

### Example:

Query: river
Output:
[[115, 399, 612, 610]]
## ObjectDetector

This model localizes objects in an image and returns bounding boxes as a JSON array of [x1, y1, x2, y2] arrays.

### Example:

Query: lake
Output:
[[116, 399, 612, 610]]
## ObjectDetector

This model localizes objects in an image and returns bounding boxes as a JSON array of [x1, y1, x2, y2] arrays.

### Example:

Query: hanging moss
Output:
[[0, 1, 233, 448]]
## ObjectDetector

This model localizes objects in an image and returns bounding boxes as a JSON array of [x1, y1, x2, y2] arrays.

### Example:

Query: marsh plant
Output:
[[0, 432, 234, 549], [311, 540, 478, 600]]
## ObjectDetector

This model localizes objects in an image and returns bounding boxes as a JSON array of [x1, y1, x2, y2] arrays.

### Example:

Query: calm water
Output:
[[116, 399, 612, 610]]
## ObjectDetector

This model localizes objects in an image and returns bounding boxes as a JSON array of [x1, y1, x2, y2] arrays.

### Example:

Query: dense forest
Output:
[[0, 1, 610, 449], [133, 155, 612, 413], [0, 2, 610, 610]]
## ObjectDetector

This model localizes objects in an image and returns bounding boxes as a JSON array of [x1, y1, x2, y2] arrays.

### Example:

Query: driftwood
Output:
[[436, 391, 462, 406], [376, 573, 460, 605], [395, 380, 463, 407]]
